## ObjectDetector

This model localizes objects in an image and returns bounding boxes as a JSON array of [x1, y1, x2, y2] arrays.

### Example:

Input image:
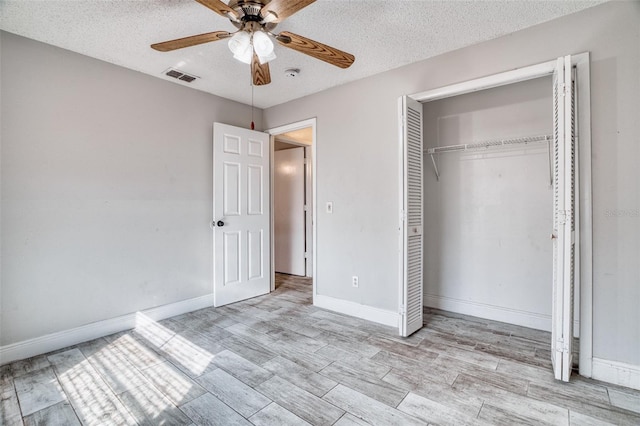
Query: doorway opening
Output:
[[267, 119, 317, 300]]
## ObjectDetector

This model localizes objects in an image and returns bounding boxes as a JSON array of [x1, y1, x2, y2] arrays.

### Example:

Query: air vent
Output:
[[163, 68, 199, 83]]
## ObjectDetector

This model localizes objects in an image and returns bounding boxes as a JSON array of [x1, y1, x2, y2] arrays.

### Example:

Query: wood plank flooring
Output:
[[2, 274, 639, 425]]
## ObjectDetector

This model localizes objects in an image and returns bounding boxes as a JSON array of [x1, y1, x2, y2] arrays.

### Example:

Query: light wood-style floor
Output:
[[2, 274, 639, 425]]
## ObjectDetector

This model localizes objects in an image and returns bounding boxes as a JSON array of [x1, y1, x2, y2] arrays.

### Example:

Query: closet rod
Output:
[[426, 134, 552, 181], [426, 134, 551, 155]]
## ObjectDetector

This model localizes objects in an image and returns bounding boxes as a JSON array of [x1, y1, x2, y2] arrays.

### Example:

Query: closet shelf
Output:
[[426, 134, 552, 181]]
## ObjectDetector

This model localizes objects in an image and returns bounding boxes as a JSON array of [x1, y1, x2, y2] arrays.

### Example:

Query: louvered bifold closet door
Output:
[[551, 55, 575, 382], [400, 96, 424, 337]]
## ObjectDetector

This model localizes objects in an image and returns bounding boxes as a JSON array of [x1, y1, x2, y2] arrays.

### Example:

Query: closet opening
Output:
[[424, 75, 570, 368], [398, 54, 593, 381]]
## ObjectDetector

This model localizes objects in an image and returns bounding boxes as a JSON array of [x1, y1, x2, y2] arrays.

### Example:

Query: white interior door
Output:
[[399, 96, 424, 337], [213, 123, 270, 307], [274, 147, 306, 276], [551, 55, 575, 381]]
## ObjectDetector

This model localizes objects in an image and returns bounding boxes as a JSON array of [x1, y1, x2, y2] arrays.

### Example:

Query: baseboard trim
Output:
[[0, 294, 214, 365], [592, 357, 640, 390], [314, 294, 399, 328], [424, 293, 554, 332]]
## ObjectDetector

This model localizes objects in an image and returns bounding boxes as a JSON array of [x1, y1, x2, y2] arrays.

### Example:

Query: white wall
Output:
[[0, 31, 262, 346], [264, 1, 639, 367], [274, 146, 306, 276], [423, 77, 553, 330]]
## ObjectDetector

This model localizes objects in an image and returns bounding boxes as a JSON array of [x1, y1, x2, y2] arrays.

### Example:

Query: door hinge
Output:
[[304, 252, 309, 259], [400, 210, 406, 222], [558, 210, 571, 225], [558, 211, 566, 225], [555, 338, 564, 352], [304, 204, 308, 212], [555, 338, 570, 354], [399, 305, 406, 316]]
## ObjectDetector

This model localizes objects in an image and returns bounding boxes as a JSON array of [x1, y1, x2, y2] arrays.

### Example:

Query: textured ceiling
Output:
[[0, 0, 604, 109]]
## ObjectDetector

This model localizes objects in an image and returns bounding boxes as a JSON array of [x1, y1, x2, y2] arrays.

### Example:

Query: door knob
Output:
[[217, 220, 225, 227]]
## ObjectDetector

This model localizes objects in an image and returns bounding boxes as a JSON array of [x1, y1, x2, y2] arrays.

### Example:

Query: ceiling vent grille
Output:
[[163, 68, 199, 83]]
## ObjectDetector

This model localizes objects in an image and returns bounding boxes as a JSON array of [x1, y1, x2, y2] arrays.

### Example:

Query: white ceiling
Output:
[[0, 0, 604, 109]]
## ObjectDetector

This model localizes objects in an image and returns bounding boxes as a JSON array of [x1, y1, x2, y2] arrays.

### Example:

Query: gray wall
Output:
[[423, 77, 553, 330], [263, 1, 640, 365], [0, 32, 262, 345]]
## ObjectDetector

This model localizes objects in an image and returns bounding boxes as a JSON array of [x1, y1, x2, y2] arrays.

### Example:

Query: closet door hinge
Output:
[[400, 210, 406, 222], [555, 338, 570, 354], [399, 305, 406, 316], [558, 209, 571, 225], [560, 83, 567, 96]]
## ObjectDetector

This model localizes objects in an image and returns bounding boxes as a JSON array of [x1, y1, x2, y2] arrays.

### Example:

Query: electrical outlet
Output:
[[352, 276, 359, 288]]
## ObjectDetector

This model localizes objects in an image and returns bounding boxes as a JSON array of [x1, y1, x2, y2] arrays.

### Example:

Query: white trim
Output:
[[267, 119, 317, 295], [574, 52, 593, 378], [408, 52, 593, 378], [425, 293, 580, 333], [314, 294, 399, 328], [411, 60, 557, 103], [592, 358, 640, 391], [424, 294, 553, 332], [0, 294, 213, 365]]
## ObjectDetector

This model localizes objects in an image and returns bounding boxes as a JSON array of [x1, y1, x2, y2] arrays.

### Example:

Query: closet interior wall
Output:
[[423, 76, 556, 331]]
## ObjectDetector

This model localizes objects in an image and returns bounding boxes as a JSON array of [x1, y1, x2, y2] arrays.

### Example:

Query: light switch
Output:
[[326, 202, 333, 214]]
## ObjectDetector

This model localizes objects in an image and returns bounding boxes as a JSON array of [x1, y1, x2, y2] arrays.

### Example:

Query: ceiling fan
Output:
[[151, 0, 355, 86]]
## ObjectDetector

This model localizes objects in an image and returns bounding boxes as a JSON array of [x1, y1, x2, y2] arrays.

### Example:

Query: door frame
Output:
[[266, 118, 317, 299], [405, 53, 593, 377]]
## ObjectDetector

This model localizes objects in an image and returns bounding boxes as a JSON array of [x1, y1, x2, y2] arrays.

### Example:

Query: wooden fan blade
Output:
[[260, 0, 315, 23], [252, 53, 272, 85], [195, 0, 239, 19], [277, 31, 354, 69], [151, 31, 232, 52]]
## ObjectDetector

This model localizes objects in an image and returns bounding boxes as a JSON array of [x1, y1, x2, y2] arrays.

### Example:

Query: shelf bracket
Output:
[[430, 153, 440, 181]]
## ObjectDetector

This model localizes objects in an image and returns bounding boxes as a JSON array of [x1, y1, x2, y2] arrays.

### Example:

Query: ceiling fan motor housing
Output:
[[229, 0, 277, 31]]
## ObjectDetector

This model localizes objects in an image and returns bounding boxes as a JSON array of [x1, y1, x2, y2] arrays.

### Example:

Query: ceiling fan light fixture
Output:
[[228, 31, 250, 55], [233, 45, 253, 64], [252, 30, 274, 57]]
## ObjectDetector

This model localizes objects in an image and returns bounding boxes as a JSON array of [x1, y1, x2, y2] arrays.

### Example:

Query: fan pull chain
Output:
[[250, 80, 255, 130]]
